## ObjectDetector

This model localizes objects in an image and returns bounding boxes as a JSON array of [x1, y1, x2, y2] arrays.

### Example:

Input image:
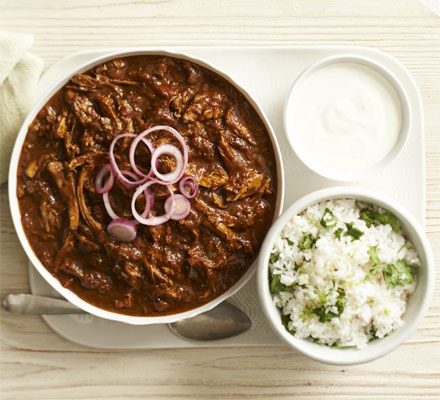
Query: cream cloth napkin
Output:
[[0, 31, 43, 184]]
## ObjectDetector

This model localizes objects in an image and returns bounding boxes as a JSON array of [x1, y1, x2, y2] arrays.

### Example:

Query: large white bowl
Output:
[[257, 187, 434, 365], [8, 49, 285, 325]]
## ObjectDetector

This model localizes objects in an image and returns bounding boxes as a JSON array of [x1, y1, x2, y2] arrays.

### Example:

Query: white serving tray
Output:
[[28, 46, 424, 349]]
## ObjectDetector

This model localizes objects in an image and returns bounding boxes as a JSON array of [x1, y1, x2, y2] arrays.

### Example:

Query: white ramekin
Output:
[[284, 54, 412, 182], [8, 49, 285, 325], [257, 187, 434, 365]]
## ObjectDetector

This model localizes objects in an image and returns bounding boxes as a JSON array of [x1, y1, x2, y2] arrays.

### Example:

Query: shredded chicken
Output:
[[47, 161, 80, 230]]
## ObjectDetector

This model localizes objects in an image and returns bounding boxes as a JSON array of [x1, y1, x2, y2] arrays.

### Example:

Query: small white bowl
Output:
[[284, 54, 412, 182], [8, 49, 285, 325], [257, 187, 434, 365]]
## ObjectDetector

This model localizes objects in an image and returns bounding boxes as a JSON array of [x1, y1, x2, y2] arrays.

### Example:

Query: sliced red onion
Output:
[[128, 136, 155, 178], [179, 175, 199, 199], [103, 170, 153, 220], [107, 218, 137, 242], [103, 192, 120, 220], [129, 125, 188, 184], [131, 181, 175, 226], [109, 133, 149, 187], [95, 164, 115, 194], [151, 144, 185, 183], [102, 125, 194, 229], [142, 190, 154, 217], [164, 194, 191, 220]]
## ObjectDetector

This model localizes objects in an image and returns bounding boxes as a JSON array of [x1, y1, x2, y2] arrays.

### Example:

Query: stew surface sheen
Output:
[[17, 55, 277, 316]]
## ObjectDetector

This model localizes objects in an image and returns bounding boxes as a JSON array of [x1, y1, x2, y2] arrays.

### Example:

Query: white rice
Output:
[[269, 199, 419, 349]]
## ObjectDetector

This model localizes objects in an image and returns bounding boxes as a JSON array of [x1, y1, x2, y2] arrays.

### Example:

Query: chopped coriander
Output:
[[334, 227, 343, 239], [369, 246, 380, 265], [381, 210, 401, 232], [360, 208, 401, 232], [286, 238, 294, 246], [269, 274, 288, 294], [313, 289, 345, 323], [320, 208, 337, 229], [280, 314, 291, 331], [344, 222, 364, 241], [313, 306, 338, 323], [335, 288, 346, 314], [359, 209, 374, 227], [318, 291, 328, 304], [301, 307, 314, 319], [269, 252, 280, 264], [365, 246, 382, 280], [383, 259, 415, 287], [298, 232, 316, 251]]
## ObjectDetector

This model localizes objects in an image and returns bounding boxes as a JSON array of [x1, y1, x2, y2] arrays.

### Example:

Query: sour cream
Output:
[[287, 62, 403, 176]]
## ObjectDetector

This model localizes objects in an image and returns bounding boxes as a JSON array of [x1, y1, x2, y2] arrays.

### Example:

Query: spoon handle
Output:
[[3, 293, 86, 315]]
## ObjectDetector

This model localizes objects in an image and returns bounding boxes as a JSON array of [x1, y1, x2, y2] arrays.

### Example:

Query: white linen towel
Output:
[[0, 31, 43, 184]]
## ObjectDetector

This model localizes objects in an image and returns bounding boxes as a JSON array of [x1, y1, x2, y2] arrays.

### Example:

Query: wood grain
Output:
[[0, 0, 439, 399]]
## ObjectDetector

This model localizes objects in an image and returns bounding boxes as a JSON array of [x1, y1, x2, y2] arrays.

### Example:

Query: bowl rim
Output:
[[8, 48, 285, 325], [283, 54, 412, 182], [257, 186, 434, 365]]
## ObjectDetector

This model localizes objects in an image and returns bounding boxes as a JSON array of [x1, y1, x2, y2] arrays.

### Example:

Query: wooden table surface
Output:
[[1, 1, 439, 399]]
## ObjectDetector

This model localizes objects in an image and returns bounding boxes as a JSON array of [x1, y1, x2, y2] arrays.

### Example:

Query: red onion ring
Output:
[[107, 218, 137, 242], [109, 133, 150, 187], [102, 192, 119, 220], [100, 125, 194, 237], [95, 164, 115, 194], [151, 144, 185, 183], [131, 181, 175, 226], [129, 125, 188, 184], [179, 175, 199, 199], [128, 136, 155, 178], [164, 194, 191, 220], [103, 170, 153, 220]]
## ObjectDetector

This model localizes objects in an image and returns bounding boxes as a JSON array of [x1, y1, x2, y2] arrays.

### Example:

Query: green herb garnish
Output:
[[320, 208, 337, 229], [382, 259, 415, 287], [335, 288, 346, 314], [286, 238, 294, 246], [269, 252, 280, 264], [360, 208, 401, 232], [369, 246, 380, 265], [334, 227, 343, 239], [301, 307, 314, 319], [281, 314, 291, 331], [318, 291, 329, 304], [298, 232, 316, 251], [365, 246, 383, 280], [313, 289, 345, 323], [269, 274, 288, 294], [313, 306, 338, 323], [344, 223, 364, 241]]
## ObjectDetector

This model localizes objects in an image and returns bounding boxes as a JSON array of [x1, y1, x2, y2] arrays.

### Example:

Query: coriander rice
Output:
[[269, 199, 419, 349]]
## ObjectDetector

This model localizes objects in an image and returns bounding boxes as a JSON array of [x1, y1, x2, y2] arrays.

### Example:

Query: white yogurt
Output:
[[288, 62, 402, 173]]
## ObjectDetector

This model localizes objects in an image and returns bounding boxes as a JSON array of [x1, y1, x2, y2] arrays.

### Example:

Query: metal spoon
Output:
[[168, 301, 252, 341], [2, 293, 251, 340]]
